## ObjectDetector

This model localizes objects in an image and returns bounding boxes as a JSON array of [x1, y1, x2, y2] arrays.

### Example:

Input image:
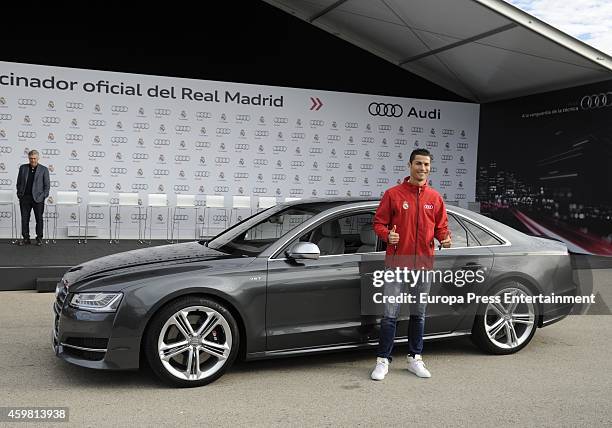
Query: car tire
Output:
[[471, 281, 538, 355], [144, 296, 239, 387]]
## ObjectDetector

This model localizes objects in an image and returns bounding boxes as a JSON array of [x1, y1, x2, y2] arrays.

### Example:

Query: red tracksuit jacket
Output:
[[373, 177, 449, 269]]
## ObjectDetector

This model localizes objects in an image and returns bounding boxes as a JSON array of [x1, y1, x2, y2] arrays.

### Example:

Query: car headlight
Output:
[[69, 293, 123, 312]]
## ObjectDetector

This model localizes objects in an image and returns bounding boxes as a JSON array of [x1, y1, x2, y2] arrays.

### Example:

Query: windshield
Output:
[[204, 205, 321, 256]]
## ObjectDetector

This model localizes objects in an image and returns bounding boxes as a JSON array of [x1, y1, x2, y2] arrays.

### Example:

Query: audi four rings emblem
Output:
[[50, 181, 59, 188], [196, 171, 211, 178], [310, 120, 324, 127], [292, 133, 305, 139], [88, 182, 105, 189], [196, 111, 212, 119], [310, 148, 323, 154], [580, 92, 612, 109], [272, 174, 286, 180], [361, 164, 373, 170], [255, 130, 269, 137], [0, 179, 12, 185], [42, 116, 60, 124], [175, 125, 191, 132], [175, 155, 191, 162], [195, 141, 210, 148], [111, 105, 129, 112], [0, 212, 13, 218], [66, 102, 83, 109], [214, 186, 229, 193], [89, 119, 106, 127], [18, 131, 36, 138], [154, 169, 169, 176], [274, 117, 288, 124], [216, 128, 231, 135], [174, 185, 190, 192], [368, 102, 402, 117], [133, 122, 150, 130], [235, 114, 250, 121], [235, 144, 249, 150], [111, 137, 128, 144], [154, 139, 170, 146], [66, 133, 83, 141], [273, 146, 287, 153], [133, 153, 149, 160], [327, 163, 340, 168], [215, 157, 230, 164], [132, 184, 149, 190], [253, 159, 268, 166], [18, 99, 36, 106], [0, 147, 12, 154], [252, 188, 267, 194], [42, 149, 60, 155], [345, 122, 358, 129], [155, 109, 171, 116], [362, 137, 374, 144], [291, 161, 305, 167], [65, 166, 83, 173], [344, 150, 358, 156], [110, 168, 127, 174], [233, 172, 248, 179], [87, 213, 105, 220]]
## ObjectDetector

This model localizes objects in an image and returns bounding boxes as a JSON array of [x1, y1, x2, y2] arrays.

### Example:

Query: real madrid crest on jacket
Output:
[[373, 176, 449, 268]]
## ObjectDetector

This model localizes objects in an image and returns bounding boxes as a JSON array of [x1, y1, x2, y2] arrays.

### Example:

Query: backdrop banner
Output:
[[478, 79, 612, 255], [0, 61, 479, 239]]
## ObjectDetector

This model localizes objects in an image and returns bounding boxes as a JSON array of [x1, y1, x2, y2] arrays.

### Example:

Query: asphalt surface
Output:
[[0, 270, 610, 427]]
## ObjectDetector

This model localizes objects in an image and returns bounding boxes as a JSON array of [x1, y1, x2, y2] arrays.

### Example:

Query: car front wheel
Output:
[[144, 296, 239, 387], [471, 282, 538, 354]]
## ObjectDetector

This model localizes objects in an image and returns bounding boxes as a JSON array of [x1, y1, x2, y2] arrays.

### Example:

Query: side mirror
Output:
[[286, 242, 320, 260]]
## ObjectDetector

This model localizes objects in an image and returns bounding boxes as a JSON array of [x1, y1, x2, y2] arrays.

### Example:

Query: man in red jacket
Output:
[[371, 148, 451, 380]]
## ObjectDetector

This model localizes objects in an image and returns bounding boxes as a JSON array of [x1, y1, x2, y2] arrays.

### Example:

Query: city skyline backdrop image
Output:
[[477, 79, 612, 255]]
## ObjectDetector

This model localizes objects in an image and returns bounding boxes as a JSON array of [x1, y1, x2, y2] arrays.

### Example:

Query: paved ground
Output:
[[0, 270, 610, 427]]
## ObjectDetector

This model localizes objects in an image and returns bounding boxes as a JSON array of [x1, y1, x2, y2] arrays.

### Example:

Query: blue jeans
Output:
[[376, 276, 431, 361]]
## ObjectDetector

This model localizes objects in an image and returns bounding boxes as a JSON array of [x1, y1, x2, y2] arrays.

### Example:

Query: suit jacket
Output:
[[16, 163, 50, 203]]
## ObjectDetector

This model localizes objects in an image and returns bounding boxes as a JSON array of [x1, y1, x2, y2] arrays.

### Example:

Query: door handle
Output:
[[460, 263, 483, 271]]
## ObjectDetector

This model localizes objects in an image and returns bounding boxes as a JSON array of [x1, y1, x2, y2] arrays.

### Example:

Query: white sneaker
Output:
[[371, 357, 389, 380], [407, 354, 431, 378]]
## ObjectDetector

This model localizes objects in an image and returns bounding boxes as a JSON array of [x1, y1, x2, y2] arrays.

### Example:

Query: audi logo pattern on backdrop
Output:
[[0, 63, 478, 239]]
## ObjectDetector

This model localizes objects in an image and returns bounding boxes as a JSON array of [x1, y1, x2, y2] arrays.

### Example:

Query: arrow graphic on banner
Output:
[[309, 97, 323, 111]]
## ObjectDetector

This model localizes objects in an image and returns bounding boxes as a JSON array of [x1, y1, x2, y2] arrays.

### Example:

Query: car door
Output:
[[424, 212, 495, 334], [266, 210, 375, 351]]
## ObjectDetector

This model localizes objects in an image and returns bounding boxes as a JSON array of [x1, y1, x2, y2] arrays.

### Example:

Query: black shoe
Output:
[[36, 238, 43, 246], [19, 239, 31, 246]]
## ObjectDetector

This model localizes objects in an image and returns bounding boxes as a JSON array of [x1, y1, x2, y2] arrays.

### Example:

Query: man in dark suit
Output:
[[16, 150, 50, 246]]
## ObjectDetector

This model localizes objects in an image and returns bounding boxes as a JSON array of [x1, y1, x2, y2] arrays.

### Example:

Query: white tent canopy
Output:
[[263, 0, 612, 102]]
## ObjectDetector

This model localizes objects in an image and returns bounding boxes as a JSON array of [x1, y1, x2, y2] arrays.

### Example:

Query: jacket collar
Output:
[[402, 176, 428, 192]]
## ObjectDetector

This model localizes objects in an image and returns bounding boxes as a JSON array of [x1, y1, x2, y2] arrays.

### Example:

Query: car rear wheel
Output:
[[471, 282, 538, 354], [144, 296, 239, 387]]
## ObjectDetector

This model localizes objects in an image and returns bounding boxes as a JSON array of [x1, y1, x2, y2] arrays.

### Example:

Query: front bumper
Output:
[[52, 286, 140, 370]]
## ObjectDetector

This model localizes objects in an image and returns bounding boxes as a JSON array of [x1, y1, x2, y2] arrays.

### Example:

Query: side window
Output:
[[299, 212, 375, 255], [462, 219, 504, 246], [447, 214, 470, 247]]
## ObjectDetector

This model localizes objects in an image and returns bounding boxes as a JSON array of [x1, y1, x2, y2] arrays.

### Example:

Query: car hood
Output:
[[63, 241, 238, 285]]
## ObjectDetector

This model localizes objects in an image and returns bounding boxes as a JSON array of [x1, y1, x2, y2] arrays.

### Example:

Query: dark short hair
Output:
[[409, 148, 431, 163]]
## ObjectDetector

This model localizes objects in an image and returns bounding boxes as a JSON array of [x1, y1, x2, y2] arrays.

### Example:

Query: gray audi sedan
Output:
[[53, 198, 577, 387]]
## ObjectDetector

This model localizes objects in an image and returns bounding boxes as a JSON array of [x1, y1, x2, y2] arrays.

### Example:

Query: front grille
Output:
[[53, 284, 69, 340]]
